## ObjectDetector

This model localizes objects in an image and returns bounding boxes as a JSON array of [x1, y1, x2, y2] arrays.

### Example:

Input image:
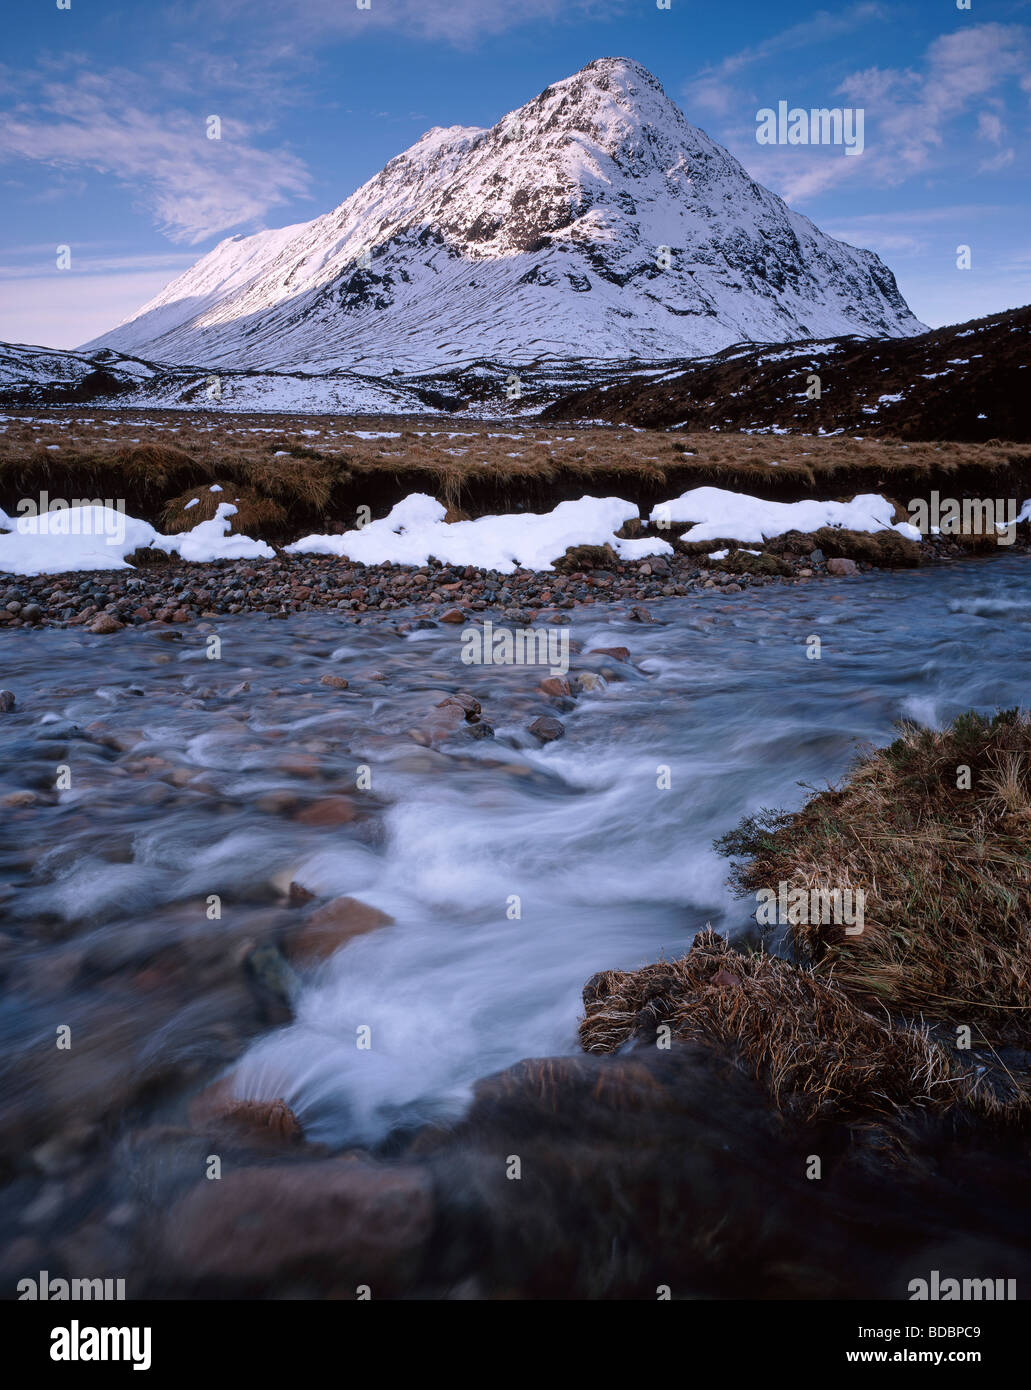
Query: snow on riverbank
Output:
[[285, 494, 670, 573], [650, 487, 924, 544], [0, 502, 272, 576], [1, 485, 960, 578]]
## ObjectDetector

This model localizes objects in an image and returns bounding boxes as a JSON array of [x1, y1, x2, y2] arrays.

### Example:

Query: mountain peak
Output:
[[81, 58, 925, 372], [563, 55, 663, 88]]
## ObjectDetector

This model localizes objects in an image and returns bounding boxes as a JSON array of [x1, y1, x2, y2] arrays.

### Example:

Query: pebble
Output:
[[88, 613, 124, 634], [0, 534, 954, 636]]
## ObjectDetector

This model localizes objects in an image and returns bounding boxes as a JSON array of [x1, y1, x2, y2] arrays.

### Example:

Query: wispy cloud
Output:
[[201, 0, 628, 47], [684, 4, 887, 116], [733, 22, 1031, 203], [822, 203, 1006, 257], [834, 22, 1030, 180], [0, 67, 311, 243]]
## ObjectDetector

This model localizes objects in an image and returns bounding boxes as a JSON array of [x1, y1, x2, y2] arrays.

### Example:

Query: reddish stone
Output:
[[285, 896, 394, 963], [294, 796, 357, 827], [826, 557, 859, 577], [88, 613, 123, 635], [160, 1161, 433, 1291]]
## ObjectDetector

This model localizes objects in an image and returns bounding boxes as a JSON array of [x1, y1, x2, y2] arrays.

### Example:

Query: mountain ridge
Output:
[[81, 57, 925, 372]]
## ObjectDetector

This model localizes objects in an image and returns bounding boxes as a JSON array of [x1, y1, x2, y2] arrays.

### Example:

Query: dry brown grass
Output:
[[1, 410, 1028, 541], [579, 927, 974, 1123], [160, 486, 288, 535], [717, 709, 1031, 1047]]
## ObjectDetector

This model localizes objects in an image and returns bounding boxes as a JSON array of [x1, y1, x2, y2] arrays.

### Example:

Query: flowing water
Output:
[[1, 555, 1029, 1170]]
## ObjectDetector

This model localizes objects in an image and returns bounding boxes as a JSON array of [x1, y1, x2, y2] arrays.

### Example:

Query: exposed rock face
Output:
[[81, 58, 923, 372]]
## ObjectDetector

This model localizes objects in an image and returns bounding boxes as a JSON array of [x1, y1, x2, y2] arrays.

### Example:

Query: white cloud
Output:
[[684, 4, 888, 115], [978, 147, 1015, 173], [0, 70, 311, 243], [730, 23, 1030, 203], [976, 110, 1005, 143], [835, 23, 1030, 178]]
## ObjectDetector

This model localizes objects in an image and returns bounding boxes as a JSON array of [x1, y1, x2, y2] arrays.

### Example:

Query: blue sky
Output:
[[1, 0, 1029, 349]]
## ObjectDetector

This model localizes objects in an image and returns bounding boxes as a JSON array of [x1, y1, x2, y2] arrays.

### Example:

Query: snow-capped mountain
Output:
[[82, 57, 925, 372]]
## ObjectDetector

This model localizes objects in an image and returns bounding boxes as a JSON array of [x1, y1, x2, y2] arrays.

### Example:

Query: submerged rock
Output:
[[283, 897, 394, 964], [528, 716, 564, 743]]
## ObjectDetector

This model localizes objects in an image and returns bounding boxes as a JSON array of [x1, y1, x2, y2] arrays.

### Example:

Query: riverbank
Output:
[[3, 411, 1029, 539], [2, 527, 1026, 633], [1, 558, 1030, 1298]]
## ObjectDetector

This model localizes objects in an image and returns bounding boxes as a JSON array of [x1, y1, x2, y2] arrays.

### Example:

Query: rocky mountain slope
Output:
[[542, 304, 1031, 441], [81, 57, 924, 373]]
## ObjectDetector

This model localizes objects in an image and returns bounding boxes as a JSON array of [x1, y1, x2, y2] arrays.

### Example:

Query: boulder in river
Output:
[[284, 896, 394, 964]]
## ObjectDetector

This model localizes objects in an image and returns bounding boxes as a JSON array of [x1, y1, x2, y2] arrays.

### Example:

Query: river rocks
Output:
[[411, 699, 468, 746], [158, 1160, 434, 1294], [0, 690, 15, 713], [0, 525, 969, 634], [528, 716, 564, 743], [294, 795, 357, 827], [320, 673, 349, 690], [573, 672, 605, 693], [284, 896, 395, 964], [31, 1123, 100, 1177], [88, 613, 124, 634], [217, 1098, 305, 1148], [188, 1082, 305, 1151], [538, 676, 571, 697], [1, 790, 37, 807], [437, 691, 481, 720], [589, 646, 630, 663], [240, 942, 297, 1024], [826, 556, 859, 577]]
